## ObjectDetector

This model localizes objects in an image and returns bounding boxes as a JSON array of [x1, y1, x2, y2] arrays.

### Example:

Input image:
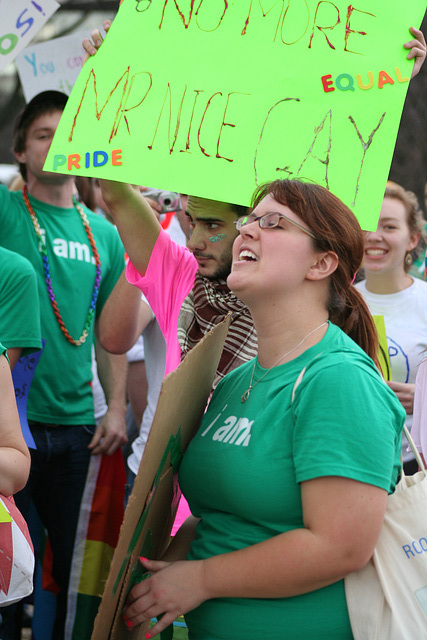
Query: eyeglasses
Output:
[[234, 212, 316, 239]]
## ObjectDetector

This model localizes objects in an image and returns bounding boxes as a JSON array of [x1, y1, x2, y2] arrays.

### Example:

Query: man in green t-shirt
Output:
[[0, 91, 127, 640]]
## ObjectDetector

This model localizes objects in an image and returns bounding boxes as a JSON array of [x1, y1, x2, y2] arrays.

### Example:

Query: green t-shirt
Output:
[[0, 246, 42, 357], [179, 323, 405, 640], [0, 187, 124, 424]]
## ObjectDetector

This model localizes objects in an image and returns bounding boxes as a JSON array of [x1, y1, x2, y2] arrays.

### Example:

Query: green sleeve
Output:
[[292, 354, 405, 491], [0, 247, 42, 355]]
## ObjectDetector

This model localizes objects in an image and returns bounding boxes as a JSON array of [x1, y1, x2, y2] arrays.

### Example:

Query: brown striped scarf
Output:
[[177, 273, 258, 390]]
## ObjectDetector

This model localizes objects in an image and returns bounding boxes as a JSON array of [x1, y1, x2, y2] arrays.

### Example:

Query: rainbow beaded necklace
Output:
[[23, 185, 102, 347]]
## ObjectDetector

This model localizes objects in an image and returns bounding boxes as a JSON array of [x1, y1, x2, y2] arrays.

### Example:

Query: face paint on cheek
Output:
[[209, 234, 227, 243]]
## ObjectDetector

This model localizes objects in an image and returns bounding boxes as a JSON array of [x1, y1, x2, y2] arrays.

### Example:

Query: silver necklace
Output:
[[241, 321, 328, 403]]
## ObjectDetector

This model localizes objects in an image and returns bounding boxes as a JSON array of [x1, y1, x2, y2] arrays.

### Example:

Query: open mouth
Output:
[[238, 250, 258, 262]]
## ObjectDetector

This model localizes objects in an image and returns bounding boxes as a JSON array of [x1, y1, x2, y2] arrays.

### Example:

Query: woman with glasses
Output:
[[123, 180, 405, 639]]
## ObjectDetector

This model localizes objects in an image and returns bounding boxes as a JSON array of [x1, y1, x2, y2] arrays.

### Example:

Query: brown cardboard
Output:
[[91, 314, 232, 640]]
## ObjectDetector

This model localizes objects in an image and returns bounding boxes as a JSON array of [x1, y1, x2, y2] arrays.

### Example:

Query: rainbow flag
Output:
[[32, 450, 126, 640]]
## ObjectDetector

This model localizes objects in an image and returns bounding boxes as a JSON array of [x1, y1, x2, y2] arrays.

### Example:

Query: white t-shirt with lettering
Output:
[[356, 277, 427, 462]]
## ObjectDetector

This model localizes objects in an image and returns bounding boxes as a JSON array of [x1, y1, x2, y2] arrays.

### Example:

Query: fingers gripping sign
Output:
[[405, 26, 427, 78], [122, 557, 209, 637], [82, 20, 112, 65]]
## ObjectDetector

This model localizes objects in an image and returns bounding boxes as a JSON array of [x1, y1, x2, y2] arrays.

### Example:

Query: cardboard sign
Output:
[[44, 0, 425, 231], [91, 315, 231, 640], [12, 342, 45, 449], [16, 32, 86, 101], [0, 0, 59, 73], [0, 501, 12, 524]]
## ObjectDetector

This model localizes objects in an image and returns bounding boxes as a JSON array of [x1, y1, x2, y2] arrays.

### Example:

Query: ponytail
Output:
[[328, 284, 380, 369]]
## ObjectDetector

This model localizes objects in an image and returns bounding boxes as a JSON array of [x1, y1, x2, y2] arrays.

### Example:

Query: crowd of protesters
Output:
[[0, 18, 425, 640]]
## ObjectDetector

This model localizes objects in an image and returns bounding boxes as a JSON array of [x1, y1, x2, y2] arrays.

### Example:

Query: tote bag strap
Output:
[[291, 354, 323, 404], [401, 424, 427, 479], [291, 365, 427, 479], [291, 367, 307, 404]]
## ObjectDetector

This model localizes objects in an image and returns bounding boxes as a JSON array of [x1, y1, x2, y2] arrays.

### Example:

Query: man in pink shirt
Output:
[[99, 186, 257, 384], [98, 187, 258, 532]]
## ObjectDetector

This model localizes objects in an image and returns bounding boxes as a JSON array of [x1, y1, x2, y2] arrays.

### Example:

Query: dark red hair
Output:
[[252, 179, 379, 366]]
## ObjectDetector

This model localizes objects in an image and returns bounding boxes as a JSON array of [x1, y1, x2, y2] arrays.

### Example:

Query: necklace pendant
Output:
[[241, 389, 250, 403]]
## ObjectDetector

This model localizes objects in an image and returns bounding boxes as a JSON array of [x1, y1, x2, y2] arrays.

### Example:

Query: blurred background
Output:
[[0, 0, 117, 183], [0, 1, 426, 213]]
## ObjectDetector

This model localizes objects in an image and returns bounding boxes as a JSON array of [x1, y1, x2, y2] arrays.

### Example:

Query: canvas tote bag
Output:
[[344, 425, 427, 639], [0, 494, 34, 606]]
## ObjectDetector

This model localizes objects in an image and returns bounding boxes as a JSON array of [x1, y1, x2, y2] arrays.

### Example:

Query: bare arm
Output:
[[124, 476, 387, 636], [99, 181, 162, 275], [82, 23, 162, 272], [99, 269, 154, 354], [0, 354, 30, 495], [90, 327, 128, 456], [161, 516, 200, 563]]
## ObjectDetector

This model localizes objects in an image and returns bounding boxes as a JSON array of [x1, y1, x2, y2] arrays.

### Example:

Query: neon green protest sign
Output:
[[45, 0, 426, 230]]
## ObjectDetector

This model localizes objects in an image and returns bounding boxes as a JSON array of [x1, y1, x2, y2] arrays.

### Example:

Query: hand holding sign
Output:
[[82, 20, 112, 66], [405, 27, 427, 78]]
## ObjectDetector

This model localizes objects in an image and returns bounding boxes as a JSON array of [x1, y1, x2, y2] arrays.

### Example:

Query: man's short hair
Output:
[[230, 203, 248, 219], [13, 90, 68, 180]]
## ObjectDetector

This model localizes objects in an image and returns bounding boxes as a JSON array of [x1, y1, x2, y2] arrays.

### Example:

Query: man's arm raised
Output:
[[99, 180, 161, 275], [83, 23, 162, 274]]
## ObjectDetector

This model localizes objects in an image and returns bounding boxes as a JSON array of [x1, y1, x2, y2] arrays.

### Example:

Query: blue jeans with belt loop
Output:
[[0, 422, 96, 640]]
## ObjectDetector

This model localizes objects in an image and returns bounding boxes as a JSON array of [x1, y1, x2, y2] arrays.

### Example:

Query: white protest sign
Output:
[[16, 32, 86, 101], [0, 0, 60, 74]]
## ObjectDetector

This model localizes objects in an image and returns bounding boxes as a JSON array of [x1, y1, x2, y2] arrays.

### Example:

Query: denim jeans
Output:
[[0, 422, 95, 640]]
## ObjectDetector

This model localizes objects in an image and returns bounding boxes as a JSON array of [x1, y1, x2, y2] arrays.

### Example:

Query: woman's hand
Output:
[[121, 478, 388, 638], [386, 380, 415, 414], [405, 27, 426, 79], [122, 557, 208, 637], [82, 19, 112, 65]]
